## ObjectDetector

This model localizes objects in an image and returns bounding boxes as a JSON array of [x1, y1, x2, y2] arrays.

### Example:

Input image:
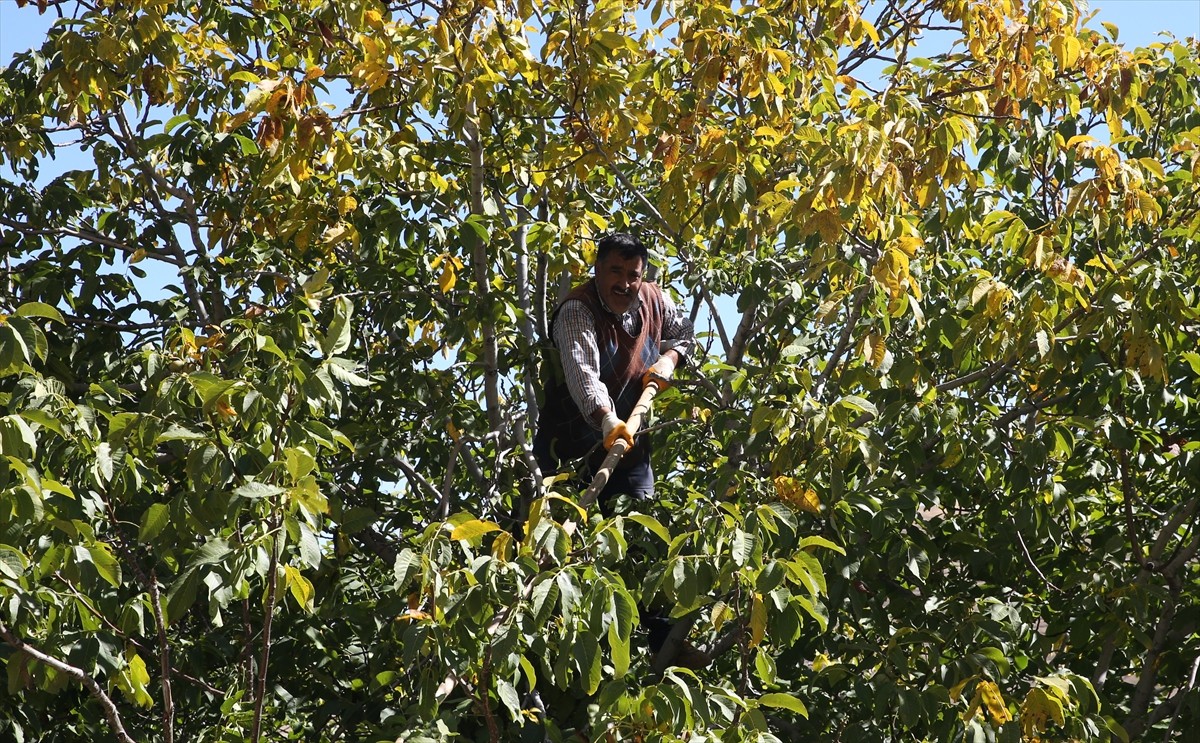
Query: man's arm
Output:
[[553, 300, 614, 429], [660, 293, 695, 365]]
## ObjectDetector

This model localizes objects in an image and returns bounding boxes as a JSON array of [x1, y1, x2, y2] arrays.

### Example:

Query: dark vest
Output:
[[537, 279, 665, 466]]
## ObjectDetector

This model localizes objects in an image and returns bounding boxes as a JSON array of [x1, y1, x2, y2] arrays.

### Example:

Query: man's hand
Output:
[[643, 354, 677, 390], [601, 411, 633, 450]]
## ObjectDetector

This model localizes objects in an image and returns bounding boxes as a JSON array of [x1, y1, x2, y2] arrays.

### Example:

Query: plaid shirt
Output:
[[553, 288, 694, 428]]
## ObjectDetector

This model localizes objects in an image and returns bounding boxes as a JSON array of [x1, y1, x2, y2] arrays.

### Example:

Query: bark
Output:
[[251, 517, 282, 743], [463, 97, 502, 434]]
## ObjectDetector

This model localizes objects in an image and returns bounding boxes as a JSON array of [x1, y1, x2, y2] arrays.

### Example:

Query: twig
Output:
[[1162, 654, 1200, 742], [250, 517, 281, 743], [1015, 530, 1059, 592], [149, 570, 175, 743]]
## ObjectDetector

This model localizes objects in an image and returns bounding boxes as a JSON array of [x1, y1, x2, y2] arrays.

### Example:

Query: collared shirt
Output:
[[553, 287, 695, 428]]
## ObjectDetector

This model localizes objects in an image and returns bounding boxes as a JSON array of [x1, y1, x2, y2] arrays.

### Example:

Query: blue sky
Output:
[[2, 0, 1199, 65]]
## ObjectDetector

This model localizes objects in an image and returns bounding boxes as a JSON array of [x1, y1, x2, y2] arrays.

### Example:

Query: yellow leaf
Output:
[[855, 18, 881, 45], [1050, 33, 1081, 70], [979, 679, 1012, 724], [338, 195, 357, 215], [285, 565, 315, 612], [893, 236, 923, 256], [1065, 134, 1095, 150], [491, 530, 514, 561], [215, 397, 238, 420], [449, 519, 502, 541], [396, 609, 432, 622], [871, 248, 910, 299], [438, 263, 457, 293], [812, 652, 834, 671], [113, 652, 154, 708], [749, 593, 767, 648], [754, 126, 783, 144], [949, 675, 977, 703], [868, 332, 886, 369], [1139, 157, 1165, 179], [812, 209, 841, 244], [774, 476, 822, 515]]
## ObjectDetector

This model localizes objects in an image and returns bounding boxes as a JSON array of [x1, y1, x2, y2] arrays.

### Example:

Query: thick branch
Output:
[[463, 98, 502, 434], [1125, 588, 1179, 738]]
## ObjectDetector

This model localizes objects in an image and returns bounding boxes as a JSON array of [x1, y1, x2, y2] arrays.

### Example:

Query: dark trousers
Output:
[[531, 429, 654, 513]]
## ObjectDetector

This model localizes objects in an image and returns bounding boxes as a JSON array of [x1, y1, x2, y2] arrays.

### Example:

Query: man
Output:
[[534, 232, 694, 509], [533, 232, 707, 669]]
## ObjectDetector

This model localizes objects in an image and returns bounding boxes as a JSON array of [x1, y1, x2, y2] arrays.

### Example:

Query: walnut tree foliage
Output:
[[0, 0, 1198, 741]]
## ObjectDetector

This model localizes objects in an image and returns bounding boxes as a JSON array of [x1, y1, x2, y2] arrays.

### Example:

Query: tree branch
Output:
[[0, 622, 138, 743], [813, 284, 870, 401]]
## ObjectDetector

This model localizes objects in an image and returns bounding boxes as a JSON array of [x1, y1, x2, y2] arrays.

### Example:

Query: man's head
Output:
[[594, 233, 649, 315]]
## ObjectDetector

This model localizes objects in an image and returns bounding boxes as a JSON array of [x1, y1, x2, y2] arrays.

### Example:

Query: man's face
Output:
[[595, 252, 645, 315]]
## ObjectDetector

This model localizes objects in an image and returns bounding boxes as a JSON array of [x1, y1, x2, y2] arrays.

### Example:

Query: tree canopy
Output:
[[1, 0, 1198, 740]]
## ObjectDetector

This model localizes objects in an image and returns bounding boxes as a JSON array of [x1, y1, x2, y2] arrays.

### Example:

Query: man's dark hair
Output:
[[595, 232, 649, 265]]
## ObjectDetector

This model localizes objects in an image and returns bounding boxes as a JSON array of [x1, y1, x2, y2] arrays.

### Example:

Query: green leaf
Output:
[[233, 134, 259, 155], [19, 409, 64, 437], [320, 296, 353, 357], [186, 372, 238, 406], [15, 302, 65, 324], [497, 679, 521, 721], [758, 692, 808, 717], [0, 545, 27, 579], [0, 415, 37, 458], [325, 358, 372, 387], [530, 575, 560, 629], [556, 571, 581, 619], [576, 633, 602, 695], [754, 648, 777, 685], [88, 544, 121, 588], [298, 523, 321, 569], [797, 535, 845, 555], [608, 619, 630, 678], [837, 395, 877, 416], [164, 113, 191, 133], [192, 538, 231, 566], [339, 506, 377, 535], [733, 528, 756, 567], [165, 573, 200, 624], [394, 549, 421, 588], [234, 481, 285, 500], [1183, 351, 1200, 376], [138, 504, 170, 543], [626, 512, 671, 544], [156, 424, 206, 442]]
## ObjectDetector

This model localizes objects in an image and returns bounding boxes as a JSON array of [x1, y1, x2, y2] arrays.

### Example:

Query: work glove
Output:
[[642, 354, 676, 390], [601, 410, 633, 450]]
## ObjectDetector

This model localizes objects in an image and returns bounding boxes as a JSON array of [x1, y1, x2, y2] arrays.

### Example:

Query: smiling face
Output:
[[594, 251, 645, 315]]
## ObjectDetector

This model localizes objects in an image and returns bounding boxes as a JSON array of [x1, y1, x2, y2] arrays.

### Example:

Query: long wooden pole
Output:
[[580, 382, 661, 508]]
